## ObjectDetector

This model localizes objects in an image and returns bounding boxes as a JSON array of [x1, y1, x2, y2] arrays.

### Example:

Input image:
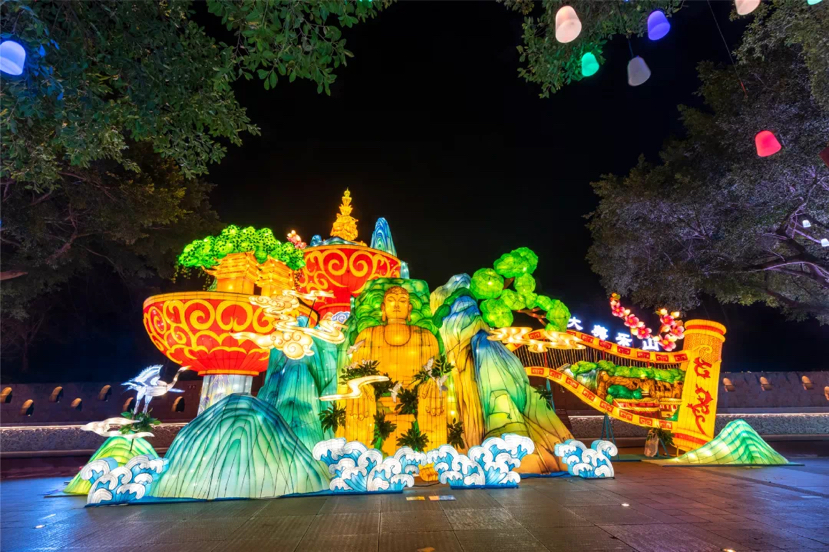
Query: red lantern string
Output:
[[609, 293, 685, 351]]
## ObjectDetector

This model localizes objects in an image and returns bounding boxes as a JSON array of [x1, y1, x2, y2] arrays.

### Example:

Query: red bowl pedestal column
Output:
[[144, 291, 289, 413]]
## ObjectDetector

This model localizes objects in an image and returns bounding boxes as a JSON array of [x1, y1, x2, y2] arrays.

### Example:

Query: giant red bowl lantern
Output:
[[296, 244, 401, 319]]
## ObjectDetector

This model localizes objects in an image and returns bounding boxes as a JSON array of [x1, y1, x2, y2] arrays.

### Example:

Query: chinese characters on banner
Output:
[[673, 320, 727, 452]]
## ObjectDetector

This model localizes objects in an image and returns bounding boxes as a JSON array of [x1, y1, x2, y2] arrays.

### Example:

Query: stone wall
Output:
[[2, 412, 827, 455], [569, 412, 829, 439], [0, 373, 266, 425], [0, 423, 185, 454]]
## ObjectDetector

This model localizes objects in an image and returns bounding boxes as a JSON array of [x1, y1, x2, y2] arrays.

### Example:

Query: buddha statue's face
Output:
[[381, 286, 412, 323]]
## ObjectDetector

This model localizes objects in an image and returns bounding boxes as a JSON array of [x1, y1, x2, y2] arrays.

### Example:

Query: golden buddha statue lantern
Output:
[[351, 287, 440, 387], [349, 286, 443, 455]]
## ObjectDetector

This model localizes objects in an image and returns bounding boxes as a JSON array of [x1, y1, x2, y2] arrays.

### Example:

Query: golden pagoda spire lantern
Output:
[[330, 189, 359, 242]]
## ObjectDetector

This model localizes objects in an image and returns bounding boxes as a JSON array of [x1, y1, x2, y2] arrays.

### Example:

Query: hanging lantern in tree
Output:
[[555, 6, 582, 43], [735, 0, 761, 15], [755, 130, 782, 157], [647, 11, 671, 41], [627, 56, 651, 87], [581, 52, 599, 77], [807, 0, 822, 5], [0, 41, 26, 76]]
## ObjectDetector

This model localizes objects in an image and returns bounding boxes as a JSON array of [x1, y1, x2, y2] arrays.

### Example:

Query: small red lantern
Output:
[[755, 130, 782, 157]]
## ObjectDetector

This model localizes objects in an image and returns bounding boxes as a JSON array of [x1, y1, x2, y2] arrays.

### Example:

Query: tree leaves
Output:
[[207, 0, 392, 96], [1, 1, 260, 189], [586, 6, 829, 323], [500, 0, 682, 97]]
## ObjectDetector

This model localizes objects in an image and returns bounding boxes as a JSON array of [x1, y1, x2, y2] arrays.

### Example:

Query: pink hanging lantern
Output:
[[755, 130, 781, 157], [555, 6, 582, 44], [735, 0, 761, 15]]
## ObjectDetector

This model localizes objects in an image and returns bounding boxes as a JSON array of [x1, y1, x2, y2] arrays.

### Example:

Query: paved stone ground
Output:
[[2, 460, 829, 552]]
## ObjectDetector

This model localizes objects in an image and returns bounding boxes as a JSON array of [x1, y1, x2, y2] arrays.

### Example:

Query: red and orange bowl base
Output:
[[143, 291, 315, 377]]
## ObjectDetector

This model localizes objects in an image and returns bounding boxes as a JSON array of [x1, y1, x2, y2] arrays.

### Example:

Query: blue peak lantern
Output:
[[0, 40, 26, 76], [647, 11, 671, 41]]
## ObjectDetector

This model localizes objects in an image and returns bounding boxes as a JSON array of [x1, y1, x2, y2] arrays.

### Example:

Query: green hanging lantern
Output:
[[581, 52, 599, 77]]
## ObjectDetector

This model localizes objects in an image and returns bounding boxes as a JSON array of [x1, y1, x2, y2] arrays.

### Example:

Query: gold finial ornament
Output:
[[331, 189, 359, 241]]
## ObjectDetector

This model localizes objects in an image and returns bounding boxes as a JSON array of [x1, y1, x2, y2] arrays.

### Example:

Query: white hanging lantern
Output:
[[802, 220, 812, 228], [555, 6, 582, 44], [735, 0, 761, 15], [627, 56, 651, 87]]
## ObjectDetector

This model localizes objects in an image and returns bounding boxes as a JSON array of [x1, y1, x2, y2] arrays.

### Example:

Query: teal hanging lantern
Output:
[[581, 52, 599, 77]]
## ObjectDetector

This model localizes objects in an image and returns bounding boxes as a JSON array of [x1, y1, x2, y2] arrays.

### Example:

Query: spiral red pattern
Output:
[[142, 291, 274, 376], [296, 245, 400, 318]]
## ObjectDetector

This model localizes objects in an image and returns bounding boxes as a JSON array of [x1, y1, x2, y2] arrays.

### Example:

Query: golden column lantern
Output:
[[204, 252, 260, 294], [345, 393, 377, 445], [418, 380, 448, 451], [673, 320, 727, 452], [256, 258, 295, 297]]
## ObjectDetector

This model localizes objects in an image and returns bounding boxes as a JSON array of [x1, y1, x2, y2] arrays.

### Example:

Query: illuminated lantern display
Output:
[[554, 6, 582, 44], [808, 0, 823, 5], [296, 191, 401, 319], [647, 11, 671, 41], [87, 191, 743, 506], [627, 56, 651, 87], [0, 40, 26, 76], [735, 0, 761, 15], [581, 52, 599, 77], [755, 130, 782, 157]]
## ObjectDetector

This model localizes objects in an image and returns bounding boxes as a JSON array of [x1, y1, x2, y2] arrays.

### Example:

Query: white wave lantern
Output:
[[553, 439, 616, 479]]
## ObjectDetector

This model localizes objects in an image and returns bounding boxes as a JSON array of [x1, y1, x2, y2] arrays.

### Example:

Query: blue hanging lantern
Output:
[[647, 11, 671, 41], [0, 41, 26, 76]]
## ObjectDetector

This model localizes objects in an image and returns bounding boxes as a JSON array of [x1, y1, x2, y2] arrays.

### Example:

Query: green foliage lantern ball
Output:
[[471, 268, 505, 300], [500, 289, 526, 311], [493, 247, 539, 278], [481, 298, 514, 328], [544, 299, 571, 332], [513, 273, 536, 295], [177, 224, 305, 270]]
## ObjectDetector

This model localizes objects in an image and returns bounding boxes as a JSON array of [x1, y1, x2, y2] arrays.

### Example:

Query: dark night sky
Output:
[[204, 1, 826, 374], [10, 1, 826, 383]]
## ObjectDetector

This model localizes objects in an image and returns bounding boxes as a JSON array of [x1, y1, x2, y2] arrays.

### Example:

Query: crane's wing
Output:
[[130, 365, 163, 385]]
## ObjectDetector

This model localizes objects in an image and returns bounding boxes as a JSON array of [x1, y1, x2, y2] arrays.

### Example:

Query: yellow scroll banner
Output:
[[672, 320, 727, 452]]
